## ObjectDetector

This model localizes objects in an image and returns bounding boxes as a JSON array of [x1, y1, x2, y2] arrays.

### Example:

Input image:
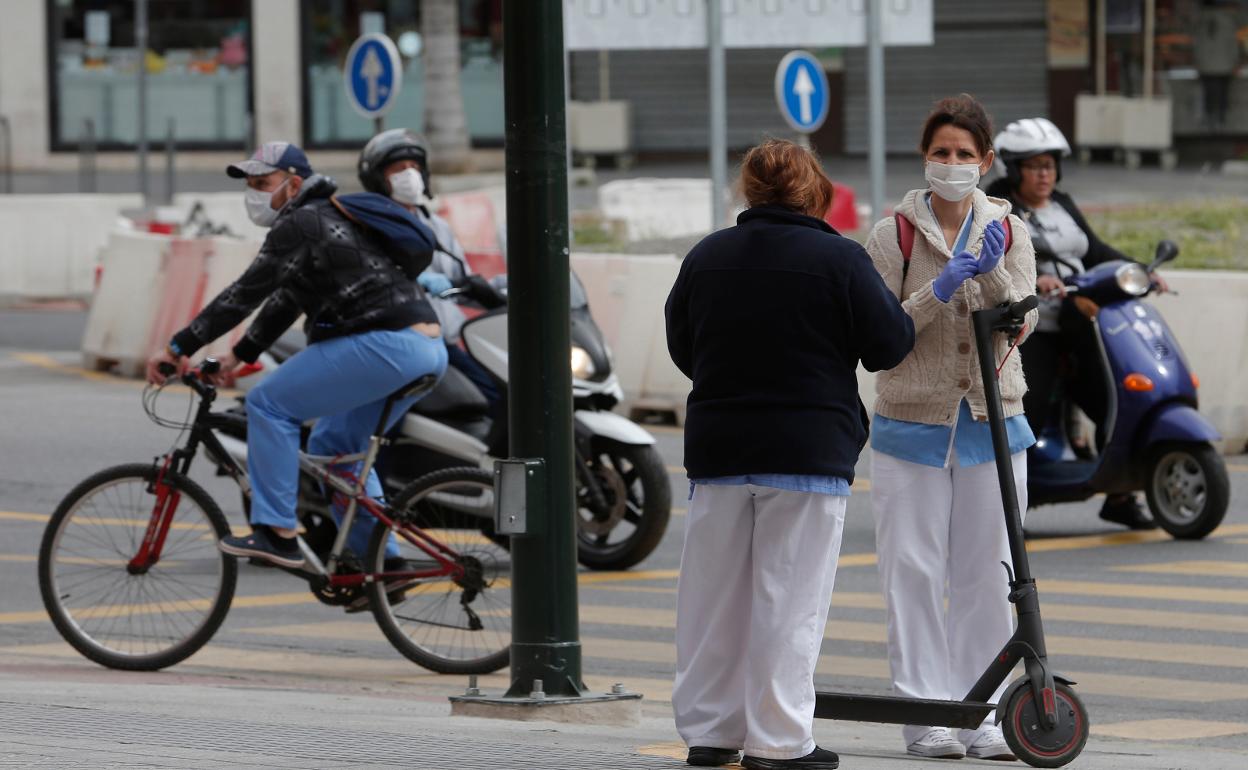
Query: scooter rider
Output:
[[985, 118, 1162, 530], [145, 141, 448, 569], [357, 129, 502, 411]]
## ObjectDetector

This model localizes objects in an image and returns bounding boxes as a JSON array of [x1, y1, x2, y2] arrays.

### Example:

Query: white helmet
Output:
[[993, 118, 1071, 183]]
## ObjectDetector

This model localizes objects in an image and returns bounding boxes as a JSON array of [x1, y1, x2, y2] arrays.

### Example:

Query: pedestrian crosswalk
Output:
[[4, 505, 1248, 748]]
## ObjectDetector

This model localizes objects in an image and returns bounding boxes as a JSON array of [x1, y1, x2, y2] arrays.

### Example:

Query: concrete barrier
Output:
[[1151, 270, 1248, 452], [570, 252, 688, 419], [0, 194, 141, 301], [80, 230, 171, 376], [81, 231, 264, 377], [598, 179, 713, 241]]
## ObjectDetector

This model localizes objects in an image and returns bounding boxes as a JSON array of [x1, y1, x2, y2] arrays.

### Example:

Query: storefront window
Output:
[[48, 0, 252, 149], [302, 0, 503, 148], [1113, 0, 1248, 136]]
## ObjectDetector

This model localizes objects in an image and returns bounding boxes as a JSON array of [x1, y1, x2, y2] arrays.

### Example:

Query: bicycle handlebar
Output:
[[157, 358, 220, 399]]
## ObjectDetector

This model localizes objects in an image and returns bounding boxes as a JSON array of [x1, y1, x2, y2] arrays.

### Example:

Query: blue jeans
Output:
[[245, 328, 448, 560]]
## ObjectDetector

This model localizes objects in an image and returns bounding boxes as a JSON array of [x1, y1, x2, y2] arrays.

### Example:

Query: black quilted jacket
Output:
[[171, 177, 438, 363]]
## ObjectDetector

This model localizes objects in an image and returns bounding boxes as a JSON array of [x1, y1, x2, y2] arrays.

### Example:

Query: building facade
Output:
[[1, 1, 1244, 171]]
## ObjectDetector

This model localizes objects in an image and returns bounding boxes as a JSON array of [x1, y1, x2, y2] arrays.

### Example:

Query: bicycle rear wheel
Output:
[[38, 463, 237, 670], [368, 467, 511, 675]]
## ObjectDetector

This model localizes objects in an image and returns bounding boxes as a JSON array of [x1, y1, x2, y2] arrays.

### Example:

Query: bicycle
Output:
[[37, 360, 512, 675]]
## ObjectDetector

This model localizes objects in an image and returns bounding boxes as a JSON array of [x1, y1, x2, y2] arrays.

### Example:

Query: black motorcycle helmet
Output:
[[358, 128, 431, 197]]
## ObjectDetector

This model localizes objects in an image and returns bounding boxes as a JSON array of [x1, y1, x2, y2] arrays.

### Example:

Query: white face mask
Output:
[[925, 160, 982, 202], [388, 168, 428, 206], [243, 177, 290, 227]]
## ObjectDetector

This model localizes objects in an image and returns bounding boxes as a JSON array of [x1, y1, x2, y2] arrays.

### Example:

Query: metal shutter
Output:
[[571, 48, 815, 152], [843, 0, 1048, 154]]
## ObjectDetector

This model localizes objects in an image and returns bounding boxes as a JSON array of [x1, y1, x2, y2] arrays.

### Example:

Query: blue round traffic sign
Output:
[[774, 51, 830, 133], [344, 33, 403, 119]]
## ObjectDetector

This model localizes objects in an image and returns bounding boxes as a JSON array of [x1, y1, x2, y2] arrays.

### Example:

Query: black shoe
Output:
[[687, 746, 740, 767], [219, 525, 304, 568], [1099, 495, 1157, 530], [344, 557, 414, 614], [741, 747, 839, 770]]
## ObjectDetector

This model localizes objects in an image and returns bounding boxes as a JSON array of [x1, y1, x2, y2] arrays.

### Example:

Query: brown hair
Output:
[[919, 94, 994, 156], [739, 139, 835, 219]]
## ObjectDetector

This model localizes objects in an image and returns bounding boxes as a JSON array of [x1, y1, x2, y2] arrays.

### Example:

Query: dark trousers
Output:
[[1021, 311, 1108, 443]]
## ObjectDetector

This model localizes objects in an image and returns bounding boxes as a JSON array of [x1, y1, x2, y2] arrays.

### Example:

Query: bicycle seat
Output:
[[387, 373, 440, 406]]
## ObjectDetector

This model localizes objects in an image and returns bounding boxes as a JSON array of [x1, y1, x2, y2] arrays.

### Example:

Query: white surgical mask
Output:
[[244, 177, 291, 227], [925, 161, 981, 202], [388, 168, 428, 206]]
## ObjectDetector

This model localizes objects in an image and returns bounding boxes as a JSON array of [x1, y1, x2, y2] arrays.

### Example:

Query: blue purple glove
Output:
[[933, 252, 980, 302], [975, 220, 1006, 275]]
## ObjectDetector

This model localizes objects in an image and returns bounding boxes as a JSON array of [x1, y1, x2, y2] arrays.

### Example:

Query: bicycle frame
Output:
[[139, 371, 469, 591]]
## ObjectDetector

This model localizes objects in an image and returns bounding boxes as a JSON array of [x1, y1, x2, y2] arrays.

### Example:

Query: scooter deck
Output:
[[814, 692, 994, 729]]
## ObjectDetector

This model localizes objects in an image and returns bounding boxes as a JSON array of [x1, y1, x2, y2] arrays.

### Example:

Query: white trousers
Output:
[[672, 484, 847, 760], [870, 449, 1027, 747]]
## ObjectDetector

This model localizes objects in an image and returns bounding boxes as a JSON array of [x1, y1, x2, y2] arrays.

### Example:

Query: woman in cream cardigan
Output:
[[863, 94, 1038, 762]]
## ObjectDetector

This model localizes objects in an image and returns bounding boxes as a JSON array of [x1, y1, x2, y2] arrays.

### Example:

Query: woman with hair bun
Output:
[[863, 94, 1038, 762], [666, 138, 914, 770]]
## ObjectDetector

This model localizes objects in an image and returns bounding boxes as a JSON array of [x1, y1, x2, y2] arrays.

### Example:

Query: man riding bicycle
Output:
[[145, 141, 448, 569]]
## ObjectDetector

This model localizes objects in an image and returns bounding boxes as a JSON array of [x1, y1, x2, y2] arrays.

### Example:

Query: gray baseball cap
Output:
[[227, 142, 313, 179]]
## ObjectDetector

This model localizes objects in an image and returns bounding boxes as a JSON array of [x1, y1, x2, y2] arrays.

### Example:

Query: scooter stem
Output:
[[971, 301, 1036, 585]]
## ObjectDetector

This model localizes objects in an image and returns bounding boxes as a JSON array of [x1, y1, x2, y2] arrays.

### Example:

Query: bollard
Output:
[[79, 118, 97, 194], [165, 118, 177, 204], [0, 115, 11, 194]]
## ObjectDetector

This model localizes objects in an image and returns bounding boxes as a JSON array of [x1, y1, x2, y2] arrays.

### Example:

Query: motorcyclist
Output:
[[145, 141, 448, 568], [985, 118, 1160, 530], [357, 129, 502, 412]]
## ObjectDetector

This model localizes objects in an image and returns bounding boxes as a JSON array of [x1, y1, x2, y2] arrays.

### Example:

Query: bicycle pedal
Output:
[[247, 556, 278, 568]]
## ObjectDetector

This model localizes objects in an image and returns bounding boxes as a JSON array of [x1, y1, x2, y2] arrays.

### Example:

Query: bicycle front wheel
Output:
[[368, 467, 511, 675], [38, 463, 237, 670]]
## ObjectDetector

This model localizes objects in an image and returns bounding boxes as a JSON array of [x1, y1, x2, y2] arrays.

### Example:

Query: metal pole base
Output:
[[449, 690, 643, 727]]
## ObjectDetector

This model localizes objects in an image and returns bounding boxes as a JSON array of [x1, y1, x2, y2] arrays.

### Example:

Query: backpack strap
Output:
[[895, 212, 916, 278], [895, 212, 1013, 280]]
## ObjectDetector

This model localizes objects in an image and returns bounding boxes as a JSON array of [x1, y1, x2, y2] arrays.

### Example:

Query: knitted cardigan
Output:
[[864, 188, 1038, 426]]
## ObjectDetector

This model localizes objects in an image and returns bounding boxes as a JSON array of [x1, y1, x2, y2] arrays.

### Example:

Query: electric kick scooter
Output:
[[814, 296, 1090, 768]]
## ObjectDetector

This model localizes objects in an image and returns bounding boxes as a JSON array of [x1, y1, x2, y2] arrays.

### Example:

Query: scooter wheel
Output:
[[1146, 442, 1229, 540], [1001, 680, 1089, 768]]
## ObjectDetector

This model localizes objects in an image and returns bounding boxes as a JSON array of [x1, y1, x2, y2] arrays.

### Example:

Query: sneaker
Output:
[[964, 726, 1016, 761], [218, 526, 304, 569], [906, 727, 965, 759], [741, 746, 839, 769], [1098, 495, 1157, 530], [687, 746, 740, 767], [344, 557, 415, 614]]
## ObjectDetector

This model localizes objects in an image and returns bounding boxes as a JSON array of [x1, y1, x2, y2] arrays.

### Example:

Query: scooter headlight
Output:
[[571, 346, 596, 380], [1115, 263, 1151, 296]]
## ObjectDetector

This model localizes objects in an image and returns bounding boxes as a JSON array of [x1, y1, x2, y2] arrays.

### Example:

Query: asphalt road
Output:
[[2, 342, 1248, 767]]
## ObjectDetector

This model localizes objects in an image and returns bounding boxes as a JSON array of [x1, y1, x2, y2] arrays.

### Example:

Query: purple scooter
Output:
[[1028, 240, 1229, 539]]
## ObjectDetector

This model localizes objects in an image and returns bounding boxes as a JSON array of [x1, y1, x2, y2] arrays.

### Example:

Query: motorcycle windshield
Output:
[[570, 271, 589, 310]]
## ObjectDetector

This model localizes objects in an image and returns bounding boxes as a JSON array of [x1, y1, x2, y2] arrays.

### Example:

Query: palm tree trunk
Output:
[[422, 0, 473, 173]]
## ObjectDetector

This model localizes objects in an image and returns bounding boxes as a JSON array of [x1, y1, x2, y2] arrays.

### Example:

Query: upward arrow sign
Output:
[[361, 47, 384, 108], [793, 64, 815, 125]]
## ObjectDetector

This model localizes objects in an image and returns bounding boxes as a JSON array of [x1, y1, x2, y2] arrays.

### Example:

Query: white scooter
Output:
[[216, 273, 671, 571]]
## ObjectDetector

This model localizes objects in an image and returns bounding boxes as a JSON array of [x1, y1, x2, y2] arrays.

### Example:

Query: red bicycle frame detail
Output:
[[324, 493, 467, 588], [129, 457, 182, 571]]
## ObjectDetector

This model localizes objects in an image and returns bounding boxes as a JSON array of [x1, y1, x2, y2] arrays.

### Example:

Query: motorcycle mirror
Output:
[[1151, 240, 1179, 270]]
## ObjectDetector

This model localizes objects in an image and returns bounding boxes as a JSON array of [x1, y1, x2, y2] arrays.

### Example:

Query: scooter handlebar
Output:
[[1008, 295, 1038, 321]]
